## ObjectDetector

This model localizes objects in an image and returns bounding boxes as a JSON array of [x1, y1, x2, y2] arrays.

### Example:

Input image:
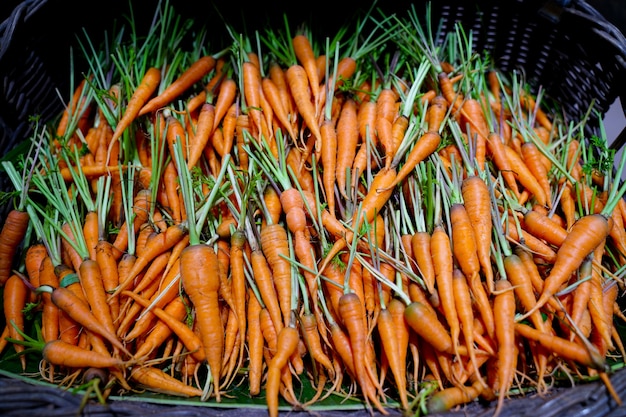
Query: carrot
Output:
[[41, 285, 131, 357], [376, 304, 408, 410], [504, 216, 557, 264], [247, 288, 264, 396], [113, 222, 187, 299], [292, 33, 321, 116], [212, 77, 238, 133], [452, 268, 484, 387], [503, 143, 547, 207], [299, 312, 334, 379], [0, 209, 30, 286], [187, 102, 215, 170], [42, 339, 129, 369], [262, 77, 297, 140], [385, 130, 441, 189], [260, 222, 292, 329], [286, 64, 322, 155], [426, 95, 448, 133], [78, 258, 117, 339], [123, 291, 205, 362], [3, 273, 29, 370], [130, 365, 204, 397], [411, 231, 435, 294], [320, 116, 338, 216], [461, 174, 495, 292], [38, 256, 60, 344], [24, 243, 46, 303], [338, 292, 387, 414], [107, 67, 161, 163], [250, 249, 284, 334], [242, 60, 265, 139], [404, 301, 457, 356], [335, 98, 359, 198], [486, 131, 521, 198], [518, 213, 612, 321], [139, 56, 216, 117], [430, 224, 461, 358], [426, 378, 485, 414], [266, 324, 300, 417], [375, 87, 399, 168], [319, 167, 397, 273], [514, 323, 605, 370], [229, 230, 247, 368], [493, 278, 517, 417], [180, 243, 223, 401], [522, 208, 567, 247], [520, 141, 552, 207]]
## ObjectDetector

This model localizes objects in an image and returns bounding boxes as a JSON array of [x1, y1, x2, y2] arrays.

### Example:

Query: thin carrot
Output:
[[386, 130, 441, 190], [3, 273, 29, 370], [492, 278, 517, 417], [247, 288, 264, 396], [292, 33, 321, 116], [520, 140, 552, 207], [260, 222, 292, 329], [503, 143, 548, 207], [78, 258, 117, 340], [107, 67, 161, 164], [286, 64, 322, 156], [139, 55, 216, 117], [212, 77, 238, 133], [187, 102, 215, 170], [42, 339, 130, 369], [123, 291, 205, 362], [262, 77, 297, 140], [376, 303, 408, 410], [130, 365, 204, 397]]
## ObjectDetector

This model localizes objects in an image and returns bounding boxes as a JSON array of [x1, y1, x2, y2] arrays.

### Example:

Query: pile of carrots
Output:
[[1, 1, 626, 416]]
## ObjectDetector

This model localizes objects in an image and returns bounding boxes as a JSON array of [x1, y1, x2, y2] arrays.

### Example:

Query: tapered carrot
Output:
[[260, 222, 292, 329], [78, 258, 117, 339], [123, 291, 205, 362], [338, 292, 387, 414], [430, 224, 460, 357], [385, 130, 441, 189], [107, 67, 161, 163], [180, 243, 223, 401], [247, 288, 264, 396], [522, 208, 567, 247], [266, 324, 300, 417], [335, 98, 359, 198], [376, 305, 408, 410], [139, 56, 216, 117], [130, 365, 204, 397], [520, 141, 552, 207], [40, 285, 131, 357], [250, 249, 283, 334], [503, 143, 547, 207], [518, 213, 612, 321], [187, 102, 215, 170], [426, 378, 485, 414], [292, 33, 321, 116], [320, 116, 338, 216], [376, 87, 399, 168], [0, 209, 30, 286], [286, 64, 322, 155], [42, 339, 131, 369], [212, 77, 238, 132], [262, 77, 297, 140], [4, 273, 29, 370], [493, 278, 517, 417]]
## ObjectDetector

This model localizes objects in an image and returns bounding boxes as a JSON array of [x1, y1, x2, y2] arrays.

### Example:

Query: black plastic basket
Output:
[[1, 1, 626, 416]]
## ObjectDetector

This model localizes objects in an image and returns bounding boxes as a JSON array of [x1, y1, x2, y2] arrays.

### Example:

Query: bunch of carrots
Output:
[[1, 1, 626, 416]]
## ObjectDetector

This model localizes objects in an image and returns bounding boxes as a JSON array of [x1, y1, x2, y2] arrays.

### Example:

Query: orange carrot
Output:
[[3, 274, 29, 370], [335, 98, 359, 198], [292, 33, 321, 115], [386, 130, 441, 189], [286, 64, 322, 155], [107, 67, 161, 163], [493, 278, 517, 417], [139, 56, 216, 116], [187, 102, 215, 170], [0, 209, 30, 286], [247, 288, 264, 396], [130, 365, 204, 397], [266, 324, 300, 417], [260, 222, 292, 329], [42, 339, 130, 369], [180, 243, 223, 401]]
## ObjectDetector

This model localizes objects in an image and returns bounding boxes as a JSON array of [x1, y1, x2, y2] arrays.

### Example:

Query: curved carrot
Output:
[[286, 64, 322, 155], [107, 67, 161, 163], [386, 130, 441, 189], [187, 102, 215, 170], [292, 33, 321, 116], [4, 274, 29, 370], [266, 324, 300, 417], [139, 55, 216, 117], [130, 365, 204, 397], [493, 278, 517, 417], [42, 339, 130, 369]]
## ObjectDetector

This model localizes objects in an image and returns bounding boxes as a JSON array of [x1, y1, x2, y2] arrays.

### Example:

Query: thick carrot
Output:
[[376, 87, 399, 168], [503, 143, 547, 207], [107, 67, 161, 163], [24, 243, 46, 303], [426, 378, 485, 414], [139, 56, 216, 116], [404, 301, 458, 355], [0, 209, 30, 286], [522, 208, 567, 247], [180, 243, 223, 401], [250, 249, 283, 334], [426, 95, 448, 133]]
